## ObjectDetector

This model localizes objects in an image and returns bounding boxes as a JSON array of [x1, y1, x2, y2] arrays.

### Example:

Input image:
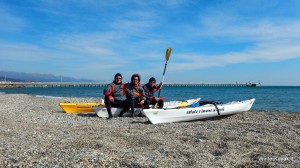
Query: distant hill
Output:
[[0, 76, 25, 82], [0, 71, 96, 82]]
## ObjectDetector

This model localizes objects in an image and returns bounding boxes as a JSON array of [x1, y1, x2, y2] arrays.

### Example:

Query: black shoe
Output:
[[118, 110, 125, 117], [107, 115, 112, 120], [130, 111, 135, 118]]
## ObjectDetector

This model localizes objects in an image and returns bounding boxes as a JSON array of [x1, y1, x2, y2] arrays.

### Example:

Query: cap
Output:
[[114, 73, 122, 79]]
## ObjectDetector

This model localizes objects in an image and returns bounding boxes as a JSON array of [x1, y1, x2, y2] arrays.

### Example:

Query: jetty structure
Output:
[[0, 82, 261, 88]]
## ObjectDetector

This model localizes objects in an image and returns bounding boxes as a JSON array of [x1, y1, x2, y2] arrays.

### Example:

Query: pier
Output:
[[0, 82, 261, 88]]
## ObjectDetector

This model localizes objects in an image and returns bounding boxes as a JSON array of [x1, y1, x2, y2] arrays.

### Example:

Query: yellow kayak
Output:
[[59, 102, 104, 113], [60, 98, 200, 113]]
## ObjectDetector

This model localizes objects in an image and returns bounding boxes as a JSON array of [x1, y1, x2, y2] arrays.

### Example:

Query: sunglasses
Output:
[[115, 77, 122, 79]]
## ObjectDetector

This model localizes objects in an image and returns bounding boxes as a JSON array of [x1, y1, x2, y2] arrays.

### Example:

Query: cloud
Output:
[[1, 0, 300, 84], [167, 4, 300, 71], [54, 33, 119, 56], [111, 10, 158, 34], [0, 6, 26, 32], [0, 43, 53, 61], [170, 40, 300, 72], [199, 20, 300, 43]]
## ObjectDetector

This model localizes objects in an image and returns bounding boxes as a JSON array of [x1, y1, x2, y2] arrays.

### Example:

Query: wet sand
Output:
[[0, 94, 299, 167]]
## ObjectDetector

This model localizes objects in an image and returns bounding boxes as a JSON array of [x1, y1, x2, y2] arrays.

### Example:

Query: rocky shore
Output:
[[0, 84, 25, 88], [0, 94, 299, 167]]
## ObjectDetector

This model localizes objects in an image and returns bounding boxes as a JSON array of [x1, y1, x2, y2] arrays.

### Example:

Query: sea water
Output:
[[1, 86, 300, 112]]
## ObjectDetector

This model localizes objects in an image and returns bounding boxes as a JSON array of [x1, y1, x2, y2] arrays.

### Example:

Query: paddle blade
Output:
[[165, 47, 172, 62]]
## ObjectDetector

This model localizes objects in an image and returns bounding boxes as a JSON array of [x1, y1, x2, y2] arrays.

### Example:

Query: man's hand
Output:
[[140, 100, 144, 105], [154, 97, 159, 101], [109, 97, 114, 102]]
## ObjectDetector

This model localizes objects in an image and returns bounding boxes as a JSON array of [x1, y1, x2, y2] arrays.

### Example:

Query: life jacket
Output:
[[126, 83, 145, 101], [143, 83, 162, 101], [103, 82, 126, 100]]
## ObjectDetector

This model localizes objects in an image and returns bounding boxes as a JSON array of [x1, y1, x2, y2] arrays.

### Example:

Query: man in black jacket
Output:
[[118, 74, 145, 117]]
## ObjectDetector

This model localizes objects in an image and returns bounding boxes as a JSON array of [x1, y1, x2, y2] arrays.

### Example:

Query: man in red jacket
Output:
[[103, 73, 126, 119], [143, 77, 164, 109]]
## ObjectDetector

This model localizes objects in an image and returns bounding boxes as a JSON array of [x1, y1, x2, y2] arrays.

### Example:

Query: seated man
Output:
[[143, 77, 164, 109], [103, 73, 126, 119], [118, 74, 145, 117]]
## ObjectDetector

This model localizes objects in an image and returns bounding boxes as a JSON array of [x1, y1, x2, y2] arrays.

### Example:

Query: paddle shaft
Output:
[[157, 61, 168, 98], [154, 47, 171, 109]]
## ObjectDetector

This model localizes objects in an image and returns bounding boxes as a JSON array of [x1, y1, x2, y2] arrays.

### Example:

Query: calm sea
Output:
[[1, 86, 299, 112]]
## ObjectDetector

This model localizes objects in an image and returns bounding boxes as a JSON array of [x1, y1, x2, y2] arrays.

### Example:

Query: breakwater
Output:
[[0, 82, 261, 88]]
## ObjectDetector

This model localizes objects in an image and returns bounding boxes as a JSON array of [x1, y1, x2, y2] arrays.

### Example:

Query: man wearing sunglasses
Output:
[[103, 73, 126, 119]]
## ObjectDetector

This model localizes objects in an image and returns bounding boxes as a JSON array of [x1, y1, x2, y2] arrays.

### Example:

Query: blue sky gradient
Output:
[[1, 0, 300, 85]]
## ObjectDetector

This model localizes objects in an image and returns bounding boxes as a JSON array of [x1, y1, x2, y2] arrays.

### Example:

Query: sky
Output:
[[1, 0, 300, 86]]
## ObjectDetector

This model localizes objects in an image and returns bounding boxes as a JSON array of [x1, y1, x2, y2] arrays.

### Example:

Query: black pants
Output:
[[144, 99, 164, 109], [104, 96, 125, 117], [119, 98, 142, 116]]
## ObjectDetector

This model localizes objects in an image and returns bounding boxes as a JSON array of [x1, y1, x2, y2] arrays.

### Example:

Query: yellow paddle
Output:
[[154, 47, 172, 108]]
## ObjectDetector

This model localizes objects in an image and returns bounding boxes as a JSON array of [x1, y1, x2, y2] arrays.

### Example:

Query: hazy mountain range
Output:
[[0, 71, 97, 82]]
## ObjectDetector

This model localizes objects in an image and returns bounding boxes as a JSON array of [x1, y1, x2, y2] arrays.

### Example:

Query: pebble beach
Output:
[[0, 94, 299, 167]]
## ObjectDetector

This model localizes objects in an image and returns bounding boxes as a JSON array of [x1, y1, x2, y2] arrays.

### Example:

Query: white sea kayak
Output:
[[142, 98, 255, 124], [94, 98, 201, 118]]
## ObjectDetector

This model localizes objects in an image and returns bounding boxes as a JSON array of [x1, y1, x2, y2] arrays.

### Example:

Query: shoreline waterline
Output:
[[1, 85, 300, 113]]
